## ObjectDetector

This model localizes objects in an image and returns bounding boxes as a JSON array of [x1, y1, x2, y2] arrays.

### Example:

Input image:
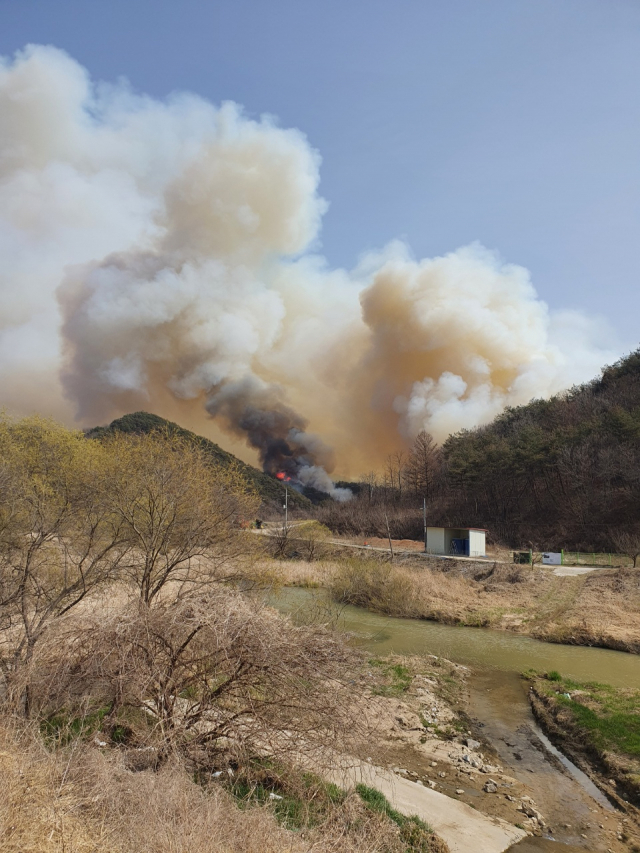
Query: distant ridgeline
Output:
[[86, 411, 313, 510], [442, 348, 640, 549]]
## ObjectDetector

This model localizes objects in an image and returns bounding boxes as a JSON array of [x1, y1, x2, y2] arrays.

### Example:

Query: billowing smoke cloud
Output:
[[0, 45, 621, 492], [204, 376, 352, 500], [351, 241, 616, 451]]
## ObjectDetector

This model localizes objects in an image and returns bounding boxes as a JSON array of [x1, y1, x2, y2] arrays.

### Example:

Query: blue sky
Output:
[[2, 0, 639, 348]]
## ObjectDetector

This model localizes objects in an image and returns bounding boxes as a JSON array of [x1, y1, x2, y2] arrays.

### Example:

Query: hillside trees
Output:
[[438, 349, 640, 547], [319, 348, 640, 550], [404, 430, 440, 501], [88, 411, 312, 511], [318, 432, 444, 539]]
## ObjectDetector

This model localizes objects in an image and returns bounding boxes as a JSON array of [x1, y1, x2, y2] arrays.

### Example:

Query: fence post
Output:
[[423, 498, 427, 554]]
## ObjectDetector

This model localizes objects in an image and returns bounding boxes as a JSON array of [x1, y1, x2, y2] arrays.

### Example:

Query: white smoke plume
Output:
[[0, 45, 620, 492]]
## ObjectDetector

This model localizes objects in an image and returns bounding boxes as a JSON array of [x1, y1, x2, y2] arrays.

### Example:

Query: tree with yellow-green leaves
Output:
[[102, 430, 260, 604], [0, 416, 129, 709], [0, 416, 259, 712]]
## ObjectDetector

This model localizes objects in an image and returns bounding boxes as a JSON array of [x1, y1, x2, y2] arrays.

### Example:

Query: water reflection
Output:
[[272, 587, 640, 688]]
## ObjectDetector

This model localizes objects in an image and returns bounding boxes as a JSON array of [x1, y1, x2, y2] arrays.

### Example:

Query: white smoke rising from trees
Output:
[[0, 45, 620, 489]]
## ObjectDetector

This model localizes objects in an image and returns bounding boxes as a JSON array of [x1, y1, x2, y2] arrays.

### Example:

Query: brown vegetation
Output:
[[269, 553, 640, 652], [0, 416, 258, 709], [324, 349, 640, 555], [33, 589, 362, 772], [2, 716, 442, 853], [0, 415, 449, 853]]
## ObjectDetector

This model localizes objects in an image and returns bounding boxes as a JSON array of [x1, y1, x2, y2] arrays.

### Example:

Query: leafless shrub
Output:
[[609, 526, 640, 568], [286, 522, 332, 563], [33, 588, 365, 773], [267, 522, 293, 559]]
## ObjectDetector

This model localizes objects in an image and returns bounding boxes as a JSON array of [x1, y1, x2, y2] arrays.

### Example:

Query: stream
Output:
[[272, 587, 640, 851]]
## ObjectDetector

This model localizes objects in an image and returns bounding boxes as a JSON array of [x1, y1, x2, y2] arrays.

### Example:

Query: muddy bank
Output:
[[346, 653, 630, 851], [528, 627, 640, 656], [269, 553, 640, 654], [272, 587, 640, 850], [466, 668, 628, 850], [528, 676, 640, 816]]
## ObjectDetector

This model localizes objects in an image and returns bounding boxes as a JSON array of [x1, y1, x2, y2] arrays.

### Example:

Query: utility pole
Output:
[[283, 487, 288, 530], [423, 497, 427, 553], [384, 510, 394, 561]]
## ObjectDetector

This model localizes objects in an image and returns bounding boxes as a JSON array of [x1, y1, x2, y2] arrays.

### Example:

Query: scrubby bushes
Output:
[[329, 557, 424, 617], [0, 416, 258, 708], [0, 415, 450, 852], [326, 554, 534, 627], [33, 589, 362, 772]]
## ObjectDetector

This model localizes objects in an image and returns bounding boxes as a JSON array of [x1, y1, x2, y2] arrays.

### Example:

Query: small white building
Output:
[[425, 527, 487, 558]]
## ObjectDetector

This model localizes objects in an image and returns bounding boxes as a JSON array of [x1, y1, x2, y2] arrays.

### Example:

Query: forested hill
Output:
[[441, 348, 640, 550], [87, 411, 312, 510]]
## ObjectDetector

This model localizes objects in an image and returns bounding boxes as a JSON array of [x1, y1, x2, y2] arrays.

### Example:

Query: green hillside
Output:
[[318, 347, 640, 552], [86, 411, 312, 511], [440, 347, 640, 549]]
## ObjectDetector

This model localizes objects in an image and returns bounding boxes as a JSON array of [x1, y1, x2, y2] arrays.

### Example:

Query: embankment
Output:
[[266, 551, 640, 654], [527, 673, 640, 813]]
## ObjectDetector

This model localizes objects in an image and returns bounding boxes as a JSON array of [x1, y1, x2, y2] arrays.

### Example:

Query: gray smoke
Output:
[[205, 377, 351, 500]]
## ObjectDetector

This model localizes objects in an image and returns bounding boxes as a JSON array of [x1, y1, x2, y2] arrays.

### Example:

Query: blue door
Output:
[[450, 538, 469, 556]]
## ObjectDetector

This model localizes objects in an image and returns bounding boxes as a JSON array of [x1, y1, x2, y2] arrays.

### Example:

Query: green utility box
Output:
[[513, 550, 532, 564]]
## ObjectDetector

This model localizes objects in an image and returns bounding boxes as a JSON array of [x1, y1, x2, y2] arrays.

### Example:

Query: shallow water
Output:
[[271, 587, 637, 850], [272, 587, 640, 688]]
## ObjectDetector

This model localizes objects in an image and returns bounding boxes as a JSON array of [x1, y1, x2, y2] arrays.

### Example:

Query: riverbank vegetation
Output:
[[267, 553, 640, 653], [0, 414, 449, 853], [528, 672, 640, 812]]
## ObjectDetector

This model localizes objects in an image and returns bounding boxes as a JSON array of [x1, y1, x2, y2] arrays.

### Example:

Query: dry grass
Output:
[[259, 557, 342, 588], [0, 718, 301, 853], [0, 716, 447, 853], [0, 717, 112, 853], [529, 567, 640, 651], [267, 554, 640, 652]]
